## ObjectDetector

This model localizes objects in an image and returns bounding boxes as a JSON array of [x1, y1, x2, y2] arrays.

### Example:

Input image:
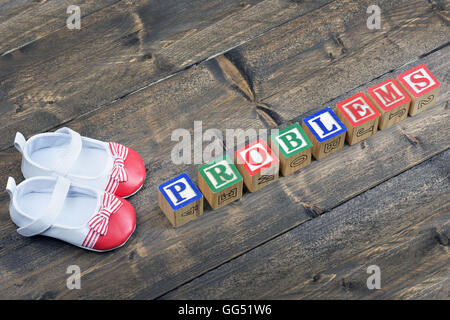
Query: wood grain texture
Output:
[[0, 46, 448, 298], [0, 0, 448, 299], [0, 0, 332, 150], [162, 149, 450, 300]]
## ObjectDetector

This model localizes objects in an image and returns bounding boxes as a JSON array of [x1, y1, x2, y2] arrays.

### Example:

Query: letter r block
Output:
[[302, 107, 347, 160], [367, 78, 411, 130], [158, 173, 204, 227], [397, 64, 440, 116], [235, 139, 279, 192], [198, 155, 243, 210], [336, 92, 380, 145], [269, 123, 312, 176]]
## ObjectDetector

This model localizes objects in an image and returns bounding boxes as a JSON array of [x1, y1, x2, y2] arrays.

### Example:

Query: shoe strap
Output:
[[53, 127, 83, 176], [14, 132, 26, 154], [17, 176, 71, 237]]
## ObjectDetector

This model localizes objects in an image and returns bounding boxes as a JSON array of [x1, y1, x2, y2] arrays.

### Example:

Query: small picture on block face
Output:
[[302, 107, 347, 160]]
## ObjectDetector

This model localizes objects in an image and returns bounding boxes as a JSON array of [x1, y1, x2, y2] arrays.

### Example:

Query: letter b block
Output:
[[397, 64, 440, 116], [269, 123, 312, 176], [235, 139, 279, 192], [336, 92, 380, 145], [302, 107, 347, 160], [198, 155, 243, 210], [367, 78, 411, 130], [158, 173, 204, 227]]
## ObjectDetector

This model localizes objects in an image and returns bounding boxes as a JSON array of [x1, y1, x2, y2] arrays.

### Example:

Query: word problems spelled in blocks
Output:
[[397, 64, 440, 116], [336, 92, 380, 145], [269, 123, 312, 176], [198, 155, 243, 210], [302, 107, 347, 160], [367, 79, 411, 130], [158, 173, 204, 227], [235, 139, 279, 192]]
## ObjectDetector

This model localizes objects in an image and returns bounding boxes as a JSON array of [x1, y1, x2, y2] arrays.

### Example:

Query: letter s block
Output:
[[397, 64, 440, 116], [336, 92, 380, 145], [367, 78, 411, 130], [235, 139, 279, 192], [269, 123, 312, 176], [198, 155, 243, 210], [302, 107, 347, 160], [158, 173, 204, 227]]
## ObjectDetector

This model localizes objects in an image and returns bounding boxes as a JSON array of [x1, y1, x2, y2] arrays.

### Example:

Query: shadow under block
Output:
[[269, 123, 312, 176], [336, 92, 380, 145], [235, 139, 279, 192], [397, 64, 440, 116], [367, 78, 411, 130], [158, 173, 204, 227], [198, 155, 243, 210], [302, 107, 347, 160]]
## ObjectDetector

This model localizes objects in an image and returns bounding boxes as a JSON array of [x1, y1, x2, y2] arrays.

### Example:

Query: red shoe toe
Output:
[[93, 199, 136, 251], [115, 148, 146, 198]]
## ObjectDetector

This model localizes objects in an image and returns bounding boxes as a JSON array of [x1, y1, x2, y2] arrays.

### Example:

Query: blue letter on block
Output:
[[303, 107, 347, 142], [159, 173, 203, 211]]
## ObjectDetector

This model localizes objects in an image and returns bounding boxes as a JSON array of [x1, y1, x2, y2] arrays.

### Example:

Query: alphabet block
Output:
[[397, 64, 440, 116], [302, 107, 347, 160], [336, 92, 380, 145], [367, 78, 411, 130], [235, 139, 279, 192], [158, 173, 204, 227], [198, 155, 243, 210], [269, 123, 312, 176]]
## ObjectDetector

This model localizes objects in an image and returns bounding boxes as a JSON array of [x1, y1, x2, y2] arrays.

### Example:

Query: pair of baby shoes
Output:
[[6, 127, 146, 252]]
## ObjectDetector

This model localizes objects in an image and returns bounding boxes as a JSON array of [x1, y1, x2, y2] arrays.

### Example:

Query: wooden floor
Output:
[[0, 0, 448, 299]]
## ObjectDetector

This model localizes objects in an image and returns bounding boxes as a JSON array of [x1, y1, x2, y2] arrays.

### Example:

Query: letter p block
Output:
[[198, 155, 243, 210], [235, 139, 279, 192], [158, 173, 204, 227]]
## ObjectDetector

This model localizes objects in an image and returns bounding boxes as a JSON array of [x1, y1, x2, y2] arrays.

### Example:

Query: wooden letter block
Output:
[[235, 139, 279, 192], [158, 173, 204, 227], [367, 78, 411, 130], [397, 64, 440, 116], [198, 155, 243, 210], [302, 107, 347, 160], [336, 92, 380, 145], [269, 123, 312, 176]]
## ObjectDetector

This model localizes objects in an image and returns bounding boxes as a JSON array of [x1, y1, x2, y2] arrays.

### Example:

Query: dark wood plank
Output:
[[0, 0, 332, 150], [162, 149, 450, 299], [0, 45, 448, 298]]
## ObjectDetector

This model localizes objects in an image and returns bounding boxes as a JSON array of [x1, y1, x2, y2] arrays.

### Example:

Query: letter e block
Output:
[[269, 123, 312, 176], [198, 155, 243, 210], [302, 107, 347, 160], [367, 78, 411, 130], [397, 64, 440, 116], [235, 139, 279, 192], [158, 173, 204, 227], [336, 92, 380, 145]]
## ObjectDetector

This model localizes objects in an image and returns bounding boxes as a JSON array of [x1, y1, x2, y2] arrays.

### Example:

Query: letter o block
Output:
[[269, 123, 312, 176], [158, 173, 204, 227], [235, 139, 279, 192], [198, 155, 243, 210], [397, 64, 440, 116], [302, 107, 347, 160], [336, 92, 380, 145], [367, 78, 411, 130]]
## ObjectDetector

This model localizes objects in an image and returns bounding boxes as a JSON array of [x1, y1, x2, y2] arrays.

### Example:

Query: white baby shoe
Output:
[[14, 127, 146, 198], [6, 176, 136, 252]]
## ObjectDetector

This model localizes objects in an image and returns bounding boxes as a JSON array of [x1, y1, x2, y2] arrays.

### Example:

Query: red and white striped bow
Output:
[[110, 142, 129, 182], [88, 193, 123, 236]]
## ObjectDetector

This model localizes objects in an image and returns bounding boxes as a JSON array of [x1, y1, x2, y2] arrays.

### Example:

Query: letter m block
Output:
[[158, 173, 204, 227], [198, 155, 243, 210]]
